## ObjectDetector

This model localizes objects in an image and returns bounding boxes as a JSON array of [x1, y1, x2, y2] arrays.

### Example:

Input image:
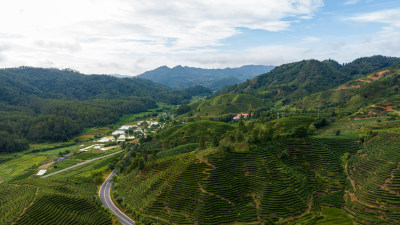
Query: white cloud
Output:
[[346, 8, 400, 28], [0, 0, 323, 74]]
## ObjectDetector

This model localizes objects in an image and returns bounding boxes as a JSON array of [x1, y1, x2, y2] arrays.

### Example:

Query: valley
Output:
[[1, 56, 400, 225]]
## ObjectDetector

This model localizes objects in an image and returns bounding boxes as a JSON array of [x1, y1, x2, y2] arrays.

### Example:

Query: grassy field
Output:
[[75, 127, 110, 141], [0, 154, 47, 180], [315, 207, 354, 225]]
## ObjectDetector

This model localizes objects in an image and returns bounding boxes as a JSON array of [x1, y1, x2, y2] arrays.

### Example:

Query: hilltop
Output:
[[137, 65, 275, 90], [217, 55, 400, 101]]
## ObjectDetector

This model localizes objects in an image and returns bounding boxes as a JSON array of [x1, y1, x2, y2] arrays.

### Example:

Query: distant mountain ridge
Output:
[[136, 65, 275, 90], [216, 55, 400, 100]]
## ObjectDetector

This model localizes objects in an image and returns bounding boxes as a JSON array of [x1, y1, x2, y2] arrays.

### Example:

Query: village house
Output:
[[117, 134, 126, 142], [112, 130, 125, 136], [53, 157, 66, 162], [233, 113, 250, 120], [97, 136, 115, 143]]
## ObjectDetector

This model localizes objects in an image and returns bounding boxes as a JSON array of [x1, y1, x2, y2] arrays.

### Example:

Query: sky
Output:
[[0, 0, 399, 75]]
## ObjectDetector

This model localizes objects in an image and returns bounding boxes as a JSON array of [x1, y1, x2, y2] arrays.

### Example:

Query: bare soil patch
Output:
[[39, 161, 54, 169]]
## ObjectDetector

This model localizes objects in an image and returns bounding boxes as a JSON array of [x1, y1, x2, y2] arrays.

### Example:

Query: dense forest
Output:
[[0, 67, 211, 154]]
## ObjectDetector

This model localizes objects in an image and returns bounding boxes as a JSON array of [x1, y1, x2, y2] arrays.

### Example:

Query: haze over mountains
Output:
[[136, 65, 275, 90]]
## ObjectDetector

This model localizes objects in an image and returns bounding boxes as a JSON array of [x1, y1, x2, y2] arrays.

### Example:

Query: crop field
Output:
[[0, 154, 47, 181], [265, 115, 316, 134], [0, 184, 37, 225], [2, 153, 120, 225], [115, 135, 361, 224], [37, 144, 79, 155], [190, 94, 264, 116], [155, 120, 234, 143], [345, 132, 400, 224], [76, 127, 110, 141], [315, 207, 354, 225]]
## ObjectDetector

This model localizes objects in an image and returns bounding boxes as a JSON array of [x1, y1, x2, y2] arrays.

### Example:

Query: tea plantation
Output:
[[114, 134, 362, 224]]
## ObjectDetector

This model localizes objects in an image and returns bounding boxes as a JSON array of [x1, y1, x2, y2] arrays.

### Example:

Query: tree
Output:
[[212, 135, 219, 147], [200, 134, 206, 150], [120, 141, 126, 150], [280, 149, 289, 160], [150, 150, 157, 162], [251, 127, 260, 143], [314, 118, 329, 128], [293, 126, 308, 138], [236, 130, 243, 142], [108, 163, 115, 171], [308, 123, 317, 135], [238, 120, 246, 133]]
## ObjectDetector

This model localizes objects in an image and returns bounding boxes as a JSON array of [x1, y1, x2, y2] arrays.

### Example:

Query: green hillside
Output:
[[114, 120, 364, 224], [217, 56, 400, 102], [155, 120, 234, 142], [109, 57, 400, 224], [287, 68, 400, 117], [189, 94, 264, 116]]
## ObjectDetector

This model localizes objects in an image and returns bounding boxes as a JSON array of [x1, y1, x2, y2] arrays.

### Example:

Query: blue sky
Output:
[[0, 0, 399, 74]]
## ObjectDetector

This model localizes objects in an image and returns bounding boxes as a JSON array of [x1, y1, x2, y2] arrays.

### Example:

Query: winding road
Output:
[[99, 171, 135, 225], [41, 151, 123, 178]]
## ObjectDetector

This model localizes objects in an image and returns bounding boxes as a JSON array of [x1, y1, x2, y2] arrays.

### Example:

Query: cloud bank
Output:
[[0, 0, 323, 74], [1, 1, 399, 74]]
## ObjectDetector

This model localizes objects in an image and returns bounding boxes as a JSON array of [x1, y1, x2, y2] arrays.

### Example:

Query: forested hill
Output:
[[217, 55, 400, 100], [0, 67, 212, 154], [1, 67, 167, 102], [137, 65, 275, 90]]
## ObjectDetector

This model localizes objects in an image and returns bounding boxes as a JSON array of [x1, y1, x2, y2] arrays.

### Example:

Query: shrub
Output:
[[314, 118, 329, 128]]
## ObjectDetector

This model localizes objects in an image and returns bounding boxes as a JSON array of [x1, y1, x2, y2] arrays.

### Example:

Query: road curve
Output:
[[100, 171, 135, 225], [41, 150, 123, 178]]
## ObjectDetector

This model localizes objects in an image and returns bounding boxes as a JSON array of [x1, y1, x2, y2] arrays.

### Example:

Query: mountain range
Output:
[[136, 65, 275, 90]]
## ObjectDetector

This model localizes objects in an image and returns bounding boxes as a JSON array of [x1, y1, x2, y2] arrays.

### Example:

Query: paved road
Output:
[[100, 171, 135, 225], [41, 151, 123, 178]]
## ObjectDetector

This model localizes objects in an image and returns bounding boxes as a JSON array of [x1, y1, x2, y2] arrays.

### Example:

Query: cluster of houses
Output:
[[96, 120, 161, 143]]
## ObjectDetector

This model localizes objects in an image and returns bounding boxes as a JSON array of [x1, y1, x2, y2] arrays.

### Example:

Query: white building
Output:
[[36, 170, 47, 176], [97, 136, 115, 143], [119, 125, 133, 130], [117, 134, 126, 142], [149, 121, 159, 126], [112, 130, 125, 136]]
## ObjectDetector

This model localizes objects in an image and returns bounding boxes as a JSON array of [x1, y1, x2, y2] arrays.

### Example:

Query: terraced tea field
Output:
[[345, 132, 400, 224], [0, 184, 37, 225], [0, 152, 120, 225], [115, 136, 361, 224]]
